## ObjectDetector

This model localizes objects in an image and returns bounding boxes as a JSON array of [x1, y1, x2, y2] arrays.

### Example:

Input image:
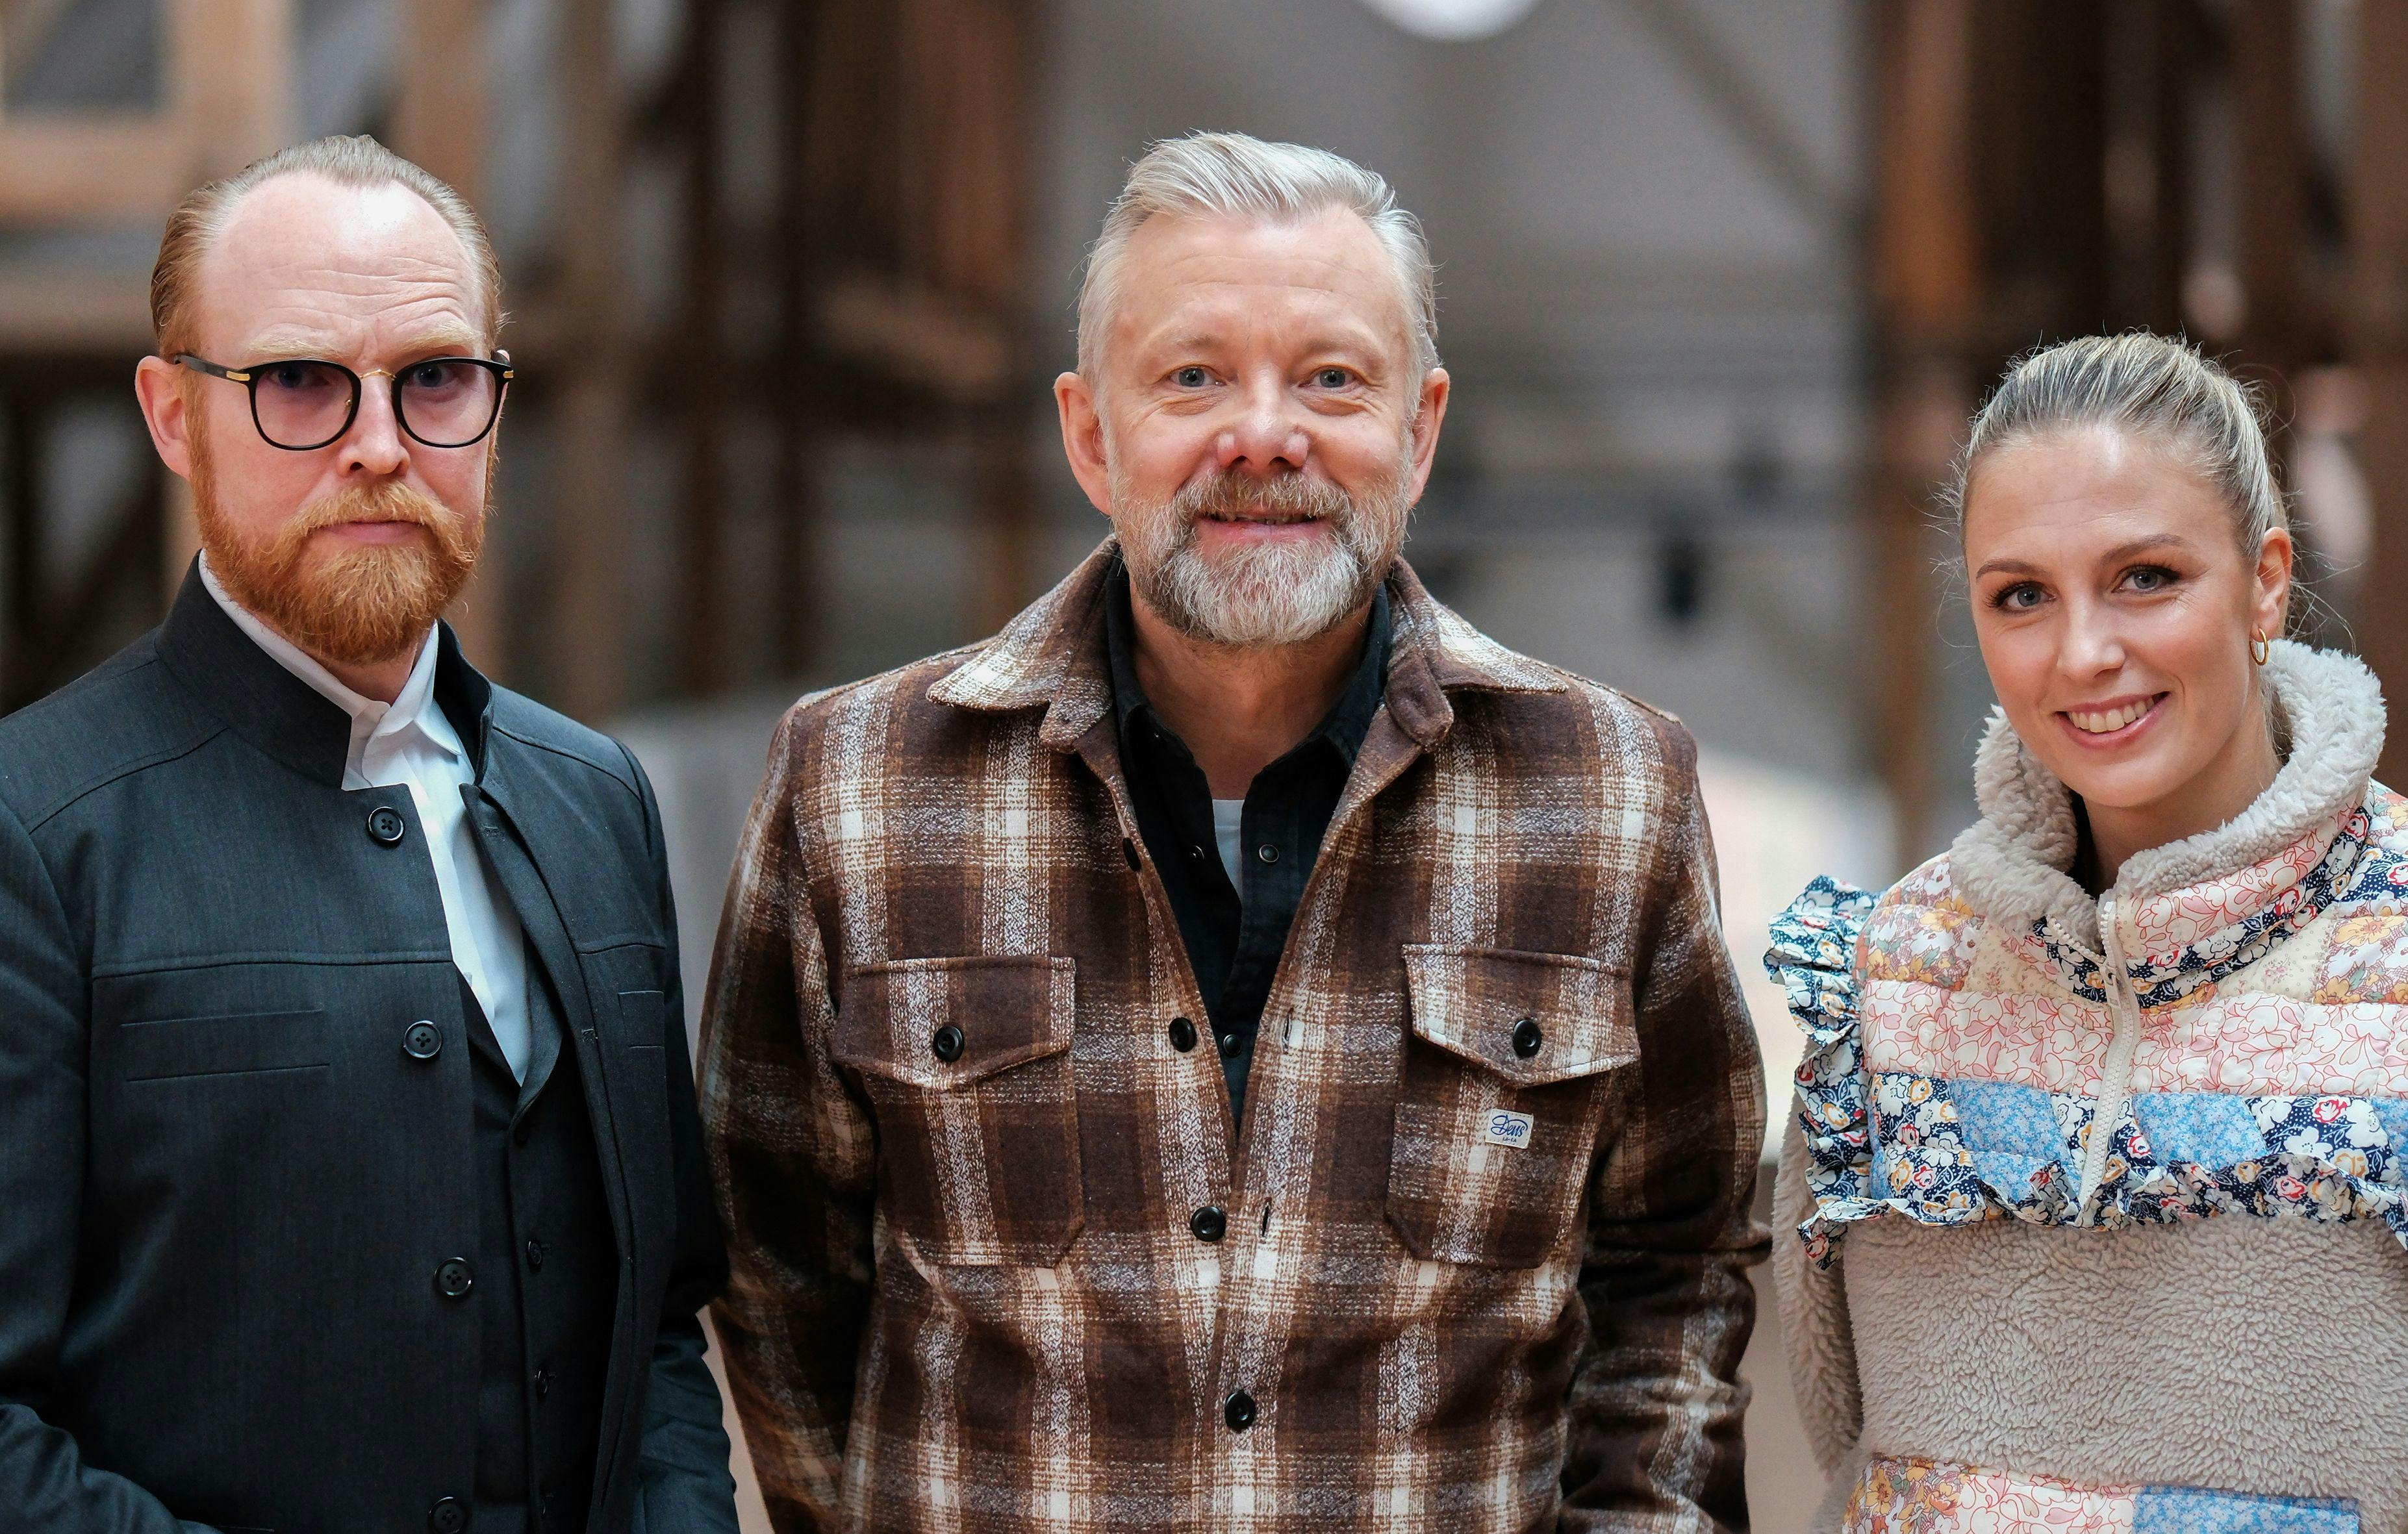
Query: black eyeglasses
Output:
[[175, 353, 513, 451]]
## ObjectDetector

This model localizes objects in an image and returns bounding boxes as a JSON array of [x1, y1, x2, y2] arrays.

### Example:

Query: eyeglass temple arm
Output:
[[173, 355, 253, 384]]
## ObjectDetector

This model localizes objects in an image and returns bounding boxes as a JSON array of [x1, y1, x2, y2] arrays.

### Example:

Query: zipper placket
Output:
[[2075, 890, 2144, 1222]]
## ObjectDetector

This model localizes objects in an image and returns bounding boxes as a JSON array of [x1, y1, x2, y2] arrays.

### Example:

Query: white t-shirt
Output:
[[1211, 798, 1245, 897]]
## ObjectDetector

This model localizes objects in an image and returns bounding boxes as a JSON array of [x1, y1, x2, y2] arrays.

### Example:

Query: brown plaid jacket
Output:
[[700, 542, 1768, 1532]]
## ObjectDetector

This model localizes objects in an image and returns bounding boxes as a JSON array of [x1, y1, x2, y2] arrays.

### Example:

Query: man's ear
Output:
[[1055, 370, 1113, 518], [1404, 366, 1451, 503], [134, 355, 196, 481]]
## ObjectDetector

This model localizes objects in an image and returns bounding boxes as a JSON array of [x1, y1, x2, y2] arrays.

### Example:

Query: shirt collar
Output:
[[197, 553, 460, 773], [1102, 557, 1391, 770]]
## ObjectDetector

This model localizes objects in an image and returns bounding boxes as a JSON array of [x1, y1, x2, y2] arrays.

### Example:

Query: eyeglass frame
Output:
[[173, 352, 514, 452]]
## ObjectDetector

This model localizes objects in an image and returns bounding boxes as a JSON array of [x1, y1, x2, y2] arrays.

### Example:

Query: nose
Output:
[[1213, 372, 1310, 477], [2057, 593, 2129, 679], [338, 375, 409, 477]]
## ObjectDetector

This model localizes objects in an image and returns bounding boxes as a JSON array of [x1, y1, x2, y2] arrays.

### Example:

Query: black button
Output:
[[533, 1364, 554, 1400], [525, 1238, 547, 1272], [1511, 1016, 1543, 1059], [1255, 843, 1278, 865], [1224, 1390, 1256, 1431], [402, 1020, 442, 1061], [1190, 1205, 1226, 1243], [435, 1259, 474, 1299], [1169, 1016, 1198, 1051], [1218, 1030, 1241, 1059], [1122, 837, 1142, 870], [429, 1496, 467, 1533], [367, 805, 409, 846], [931, 1024, 965, 1062]]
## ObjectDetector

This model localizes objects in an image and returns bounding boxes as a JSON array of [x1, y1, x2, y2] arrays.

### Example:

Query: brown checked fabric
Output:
[[700, 540, 1768, 1532]]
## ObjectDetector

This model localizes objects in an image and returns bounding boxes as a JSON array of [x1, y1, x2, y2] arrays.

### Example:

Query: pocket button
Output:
[[930, 1024, 966, 1062], [1511, 1016, 1543, 1059], [403, 1020, 442, 1061]]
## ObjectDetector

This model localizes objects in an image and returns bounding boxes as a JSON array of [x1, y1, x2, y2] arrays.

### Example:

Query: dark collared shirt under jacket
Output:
[[0, 565, 737, 1533], [703, 538, 1769, 1531], [1105, 560, 1391, 1127]]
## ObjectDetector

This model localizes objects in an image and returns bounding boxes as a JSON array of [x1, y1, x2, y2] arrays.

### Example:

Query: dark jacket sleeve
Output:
[[624, 746, 741, 1532], [1558, 726, 1769, 1531], [0, 798, 216, 1531], [698, 709, 877, 1531]]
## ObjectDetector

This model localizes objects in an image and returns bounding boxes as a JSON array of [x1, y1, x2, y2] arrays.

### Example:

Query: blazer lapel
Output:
[[459, 773, 637, 1263]]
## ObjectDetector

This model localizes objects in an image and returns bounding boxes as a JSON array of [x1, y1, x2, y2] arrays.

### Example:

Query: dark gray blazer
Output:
[[0, 567, 737, 1532]]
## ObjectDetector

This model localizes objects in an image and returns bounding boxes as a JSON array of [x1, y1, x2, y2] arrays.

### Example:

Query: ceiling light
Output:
[[1357, 0, 1541, 41]]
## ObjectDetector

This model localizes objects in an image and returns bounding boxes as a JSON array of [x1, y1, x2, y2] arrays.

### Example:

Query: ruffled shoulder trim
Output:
[[1765, 876, 1879, 1267], [1768, 881, 2408, 1266]]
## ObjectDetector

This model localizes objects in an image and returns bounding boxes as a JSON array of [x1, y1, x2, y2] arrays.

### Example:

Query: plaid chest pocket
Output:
[[1389, 946, 1638, 1268], [832, 954, 1084, 1266]]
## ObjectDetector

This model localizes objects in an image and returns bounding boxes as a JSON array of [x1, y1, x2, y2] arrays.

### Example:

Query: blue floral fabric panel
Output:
[[2131, 1092, 2267, 1169], [1771, 877, 2408, 1264], [2133, 1486, 2358, 1533], [1766, 877, 1879, 1264]]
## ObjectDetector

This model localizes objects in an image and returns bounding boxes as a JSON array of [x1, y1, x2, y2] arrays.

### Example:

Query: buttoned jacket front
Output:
[[0, 566, 733, 1533], [703, 541, 1767, 1532]]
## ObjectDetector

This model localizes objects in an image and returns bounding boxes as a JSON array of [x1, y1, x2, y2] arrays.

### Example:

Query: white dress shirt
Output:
[[199, 556, 533, 1081]]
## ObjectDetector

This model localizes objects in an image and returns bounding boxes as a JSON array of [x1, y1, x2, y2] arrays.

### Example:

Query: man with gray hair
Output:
[[703, 131, 1766, 1530]]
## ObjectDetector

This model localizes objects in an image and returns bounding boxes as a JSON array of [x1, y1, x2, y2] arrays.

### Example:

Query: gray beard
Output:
[[1113, 456, 1413, 649]]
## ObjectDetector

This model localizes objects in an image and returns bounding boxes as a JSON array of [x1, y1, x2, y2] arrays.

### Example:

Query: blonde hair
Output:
[[1948, 333, 2289, 559], [1076, 131, 1438, 381], [150, 134, 503, 358]]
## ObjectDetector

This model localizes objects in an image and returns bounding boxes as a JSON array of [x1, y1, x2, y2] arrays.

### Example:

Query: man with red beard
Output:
[[0, 137, 737, 1533], [703, 132, 1767, 1531]]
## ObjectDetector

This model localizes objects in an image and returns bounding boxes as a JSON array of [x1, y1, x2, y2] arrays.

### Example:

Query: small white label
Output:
[[1482, 1109, 1534, 1150]]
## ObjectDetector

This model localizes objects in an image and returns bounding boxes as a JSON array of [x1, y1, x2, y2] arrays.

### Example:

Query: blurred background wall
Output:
[[0, 0, 2394, 1526]]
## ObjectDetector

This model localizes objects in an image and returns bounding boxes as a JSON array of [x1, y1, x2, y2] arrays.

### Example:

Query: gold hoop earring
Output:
[[2251, 628, 2271, 666]]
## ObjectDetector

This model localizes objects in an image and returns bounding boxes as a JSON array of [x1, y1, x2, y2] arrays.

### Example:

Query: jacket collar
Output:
[[926, 536, 1565, 749], [157, 558, 494, 786], [1949, 639, 2387, 954]]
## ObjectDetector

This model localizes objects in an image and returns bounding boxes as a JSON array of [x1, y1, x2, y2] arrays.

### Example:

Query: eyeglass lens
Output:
[[251, 359, 500, 449]]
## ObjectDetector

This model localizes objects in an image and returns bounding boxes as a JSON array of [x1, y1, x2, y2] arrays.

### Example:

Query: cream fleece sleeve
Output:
[[1773, 1110, 1862, 1474]]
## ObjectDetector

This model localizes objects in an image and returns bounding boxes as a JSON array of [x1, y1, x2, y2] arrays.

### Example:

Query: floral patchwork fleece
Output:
[[1769, 640, 2408, 1533]]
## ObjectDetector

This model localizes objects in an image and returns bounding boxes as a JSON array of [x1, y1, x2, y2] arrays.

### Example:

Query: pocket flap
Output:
[[833, 955, 1074, 1089], [120, 1008, 329, 1082], [1402, 946, 1636, 1088]]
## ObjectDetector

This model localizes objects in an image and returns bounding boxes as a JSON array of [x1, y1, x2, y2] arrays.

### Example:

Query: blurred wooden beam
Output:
[[546, 0, 631, 722], [1864, 0, 1981, 865], [0, 270, 151, 351], [2352, 0, 2408, 787], [392, 0, 505, 677], [773, 0, 824, 677], [166, 0, 293, 179], [0, 120, 192, 221], [677, 0, 728, 696]]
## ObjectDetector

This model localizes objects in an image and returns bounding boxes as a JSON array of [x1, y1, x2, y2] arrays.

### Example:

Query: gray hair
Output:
[[1076, 131, 1438, 382], [1947, 333, 2288, 561]]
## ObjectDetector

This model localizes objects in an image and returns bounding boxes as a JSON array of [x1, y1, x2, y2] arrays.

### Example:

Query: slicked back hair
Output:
[[1076, 131, 1438, 384], [150, 134, 502, 360], [1948, 333, 2289, 566]]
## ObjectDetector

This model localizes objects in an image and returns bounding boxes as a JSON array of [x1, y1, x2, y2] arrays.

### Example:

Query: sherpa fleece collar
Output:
[[1947, 640, 2387, 954]]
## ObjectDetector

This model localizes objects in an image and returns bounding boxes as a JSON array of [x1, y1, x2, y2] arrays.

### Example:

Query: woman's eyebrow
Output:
[[1973, 533, 2191, 581]]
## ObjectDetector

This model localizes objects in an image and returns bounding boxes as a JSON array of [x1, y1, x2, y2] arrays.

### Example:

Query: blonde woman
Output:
[[1772, 333, 2408, 1530]]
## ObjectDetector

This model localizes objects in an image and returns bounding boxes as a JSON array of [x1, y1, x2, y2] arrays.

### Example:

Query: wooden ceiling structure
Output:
[[1863, 0, 2398, 855]]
